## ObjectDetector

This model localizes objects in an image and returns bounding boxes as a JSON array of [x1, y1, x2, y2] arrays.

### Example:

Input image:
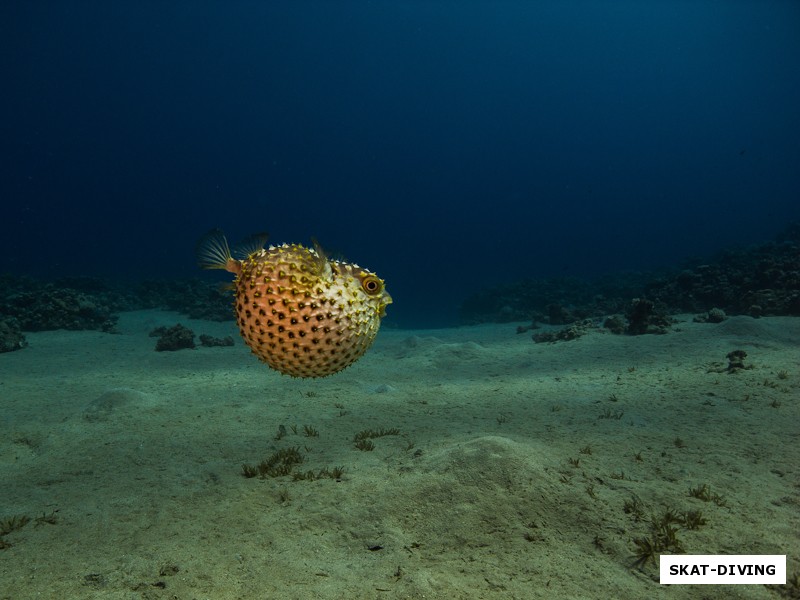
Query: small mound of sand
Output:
[[83, 388, 151, 422]]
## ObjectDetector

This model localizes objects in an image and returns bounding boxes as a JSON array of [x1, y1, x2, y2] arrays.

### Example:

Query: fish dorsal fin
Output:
[[196, 229, 232, 270], [310, 238, 333, 276], [310, 237, 327, 260], [233, 232, 270, 260]]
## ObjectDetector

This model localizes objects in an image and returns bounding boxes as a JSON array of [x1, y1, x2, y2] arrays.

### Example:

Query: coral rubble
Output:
[[151, 324, 196, 351], [0, 318, 26, 353]]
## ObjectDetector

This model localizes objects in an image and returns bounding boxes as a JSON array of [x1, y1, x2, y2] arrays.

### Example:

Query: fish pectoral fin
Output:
[[197, 228, 237, 271]]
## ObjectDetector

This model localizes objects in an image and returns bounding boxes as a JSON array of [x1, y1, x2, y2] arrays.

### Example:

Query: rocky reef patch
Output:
[[0, 275, 234, 338], [460, 222, 800, 329]]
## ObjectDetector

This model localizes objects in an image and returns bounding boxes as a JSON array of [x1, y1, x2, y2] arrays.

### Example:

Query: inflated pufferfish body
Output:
[[197, 229, 392, 378]]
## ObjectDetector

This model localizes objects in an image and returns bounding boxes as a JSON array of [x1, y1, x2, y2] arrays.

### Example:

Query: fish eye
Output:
[[361, 275, 382, 295]]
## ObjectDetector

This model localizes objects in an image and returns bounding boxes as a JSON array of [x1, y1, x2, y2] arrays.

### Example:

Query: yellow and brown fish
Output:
[[197, 229, 391, 378]]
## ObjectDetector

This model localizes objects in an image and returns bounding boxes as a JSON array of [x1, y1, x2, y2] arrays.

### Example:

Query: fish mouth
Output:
[[379, 293, 393, 317]]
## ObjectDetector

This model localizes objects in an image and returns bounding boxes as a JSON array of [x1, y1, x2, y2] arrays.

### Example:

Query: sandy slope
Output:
[[0, 310, 798, 599]]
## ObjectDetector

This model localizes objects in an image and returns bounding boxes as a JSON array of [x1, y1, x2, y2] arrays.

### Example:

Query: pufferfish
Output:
[[197, 229, 392, 378]]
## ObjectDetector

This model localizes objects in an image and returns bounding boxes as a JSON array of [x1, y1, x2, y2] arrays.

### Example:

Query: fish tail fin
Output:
[[196, 229, 239, 272]]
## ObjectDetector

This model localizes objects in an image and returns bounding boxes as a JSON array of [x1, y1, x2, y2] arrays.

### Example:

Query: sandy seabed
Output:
[[0, 310, 798, 600]]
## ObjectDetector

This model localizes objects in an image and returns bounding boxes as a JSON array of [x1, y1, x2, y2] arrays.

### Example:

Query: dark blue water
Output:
[[2, 1, 799, 327]]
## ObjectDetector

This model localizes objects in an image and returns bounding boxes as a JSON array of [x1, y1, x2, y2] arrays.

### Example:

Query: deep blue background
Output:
[[2, 1, 799, 327]]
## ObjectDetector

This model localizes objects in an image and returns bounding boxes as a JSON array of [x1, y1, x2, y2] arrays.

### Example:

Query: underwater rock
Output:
[[725, 349, 750, 373], [172, 283, 234, 321], [151, 324, 196, 351], [0, 285, 119, 333], [533, 320, 594, 343], [707, 307, 727, 323], [198, 334, 234, 347], [0, 318, 26, 353], [602, 315, 626, 335], [707, 344, 759, 374], [516, 322, 539, 334], [0, 274, 235, 332], [89, 278, 233, 320], [547, 303, 575, 325], [693, 307, 727, 323], [459, 274, 645, 325], [645, 223, 800, 316], [461, 221, 800, 325], [625, 298, 673, 335]]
